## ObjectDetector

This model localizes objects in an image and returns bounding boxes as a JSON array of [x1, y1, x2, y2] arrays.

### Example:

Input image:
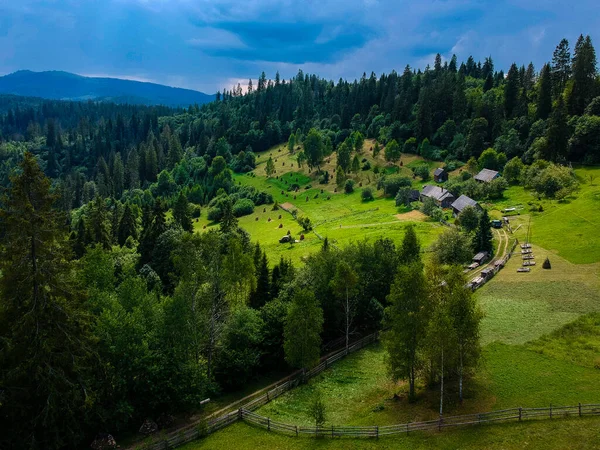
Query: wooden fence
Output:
[[137, 332, 380, 450], [239, 403, 600, 439]]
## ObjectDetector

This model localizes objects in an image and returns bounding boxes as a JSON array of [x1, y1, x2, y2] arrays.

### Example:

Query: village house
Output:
[[474, 168, 500, 183], [420, 185, 456, 208], [433, 167, 448, 183], [451, 194, 481, 217]]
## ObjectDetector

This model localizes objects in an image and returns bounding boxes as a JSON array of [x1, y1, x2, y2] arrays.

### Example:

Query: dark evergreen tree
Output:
[[569, 35, 598, 115], [0, 153, 94, 449], [537, 63, 553, 120], [552, 38, 571, 97], [118, 202, 138, 246], [173, 191, 193, 232], [504, 63, 520, 118], [250, 250, 270, 308], [473, 209, 493, 254]]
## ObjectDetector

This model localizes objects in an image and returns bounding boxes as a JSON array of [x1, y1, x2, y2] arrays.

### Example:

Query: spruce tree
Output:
[[398, 224, 421, 264], [0, 153, 94, 449], [504, 63, 520, 117], [284, 289, 324, 370], [173, 191, 193, 232], [118, 202, 138, 246], [546, 95, 569, 162], [87, 195, 112, 249], [552, 38, 571, 97], [250, 250, 270, 309], [569, 35, 598, 115], [536, 63, 553, 120], [473, 209, 493, 254]]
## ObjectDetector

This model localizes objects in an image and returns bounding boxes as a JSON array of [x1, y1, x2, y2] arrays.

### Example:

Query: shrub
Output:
[[232, 198, 255, 217], [377, 175, 412, 196], [344, 179, 355, 193], [207, 206, 223, 222], [361, 187, 374, 201], [412, 165, 430, 181], [297, 216, 312, 231]]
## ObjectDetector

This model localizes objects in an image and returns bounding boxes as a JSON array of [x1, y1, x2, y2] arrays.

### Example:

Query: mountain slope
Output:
[[0, 70, 214, 107]]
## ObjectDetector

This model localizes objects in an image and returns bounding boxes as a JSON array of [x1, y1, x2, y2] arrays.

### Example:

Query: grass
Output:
[[487, 166, 600, 264], [476, 243, 600, 345], [181, 321, 600, 450], [181, 418, 600, 450]]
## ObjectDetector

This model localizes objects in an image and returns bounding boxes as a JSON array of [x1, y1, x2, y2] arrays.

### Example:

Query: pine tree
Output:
[[265, 156, 275, 177], [473, 209, 493, 254], [552, 38, 571, 97], [398, 224, 421, 264], [73, 216, 87, 258], [536, 63, 553, 120], [569, 35, 598, 115], [287, 133, 296, 154], [351, 154, 360, 173], [250, 250, 270, 308], [0, 153, 94, 449], [87, 195, 112, 249], [118, 202, 138, 246], [173, 191, 193, 232], [546, 95, 569, 162], [504, 63, 520, 117]]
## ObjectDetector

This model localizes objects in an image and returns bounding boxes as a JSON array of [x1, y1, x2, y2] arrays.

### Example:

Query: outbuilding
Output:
[[451, 194, 481, 217], [434, 168, 448, 183], [474, 168, 500, 183], [472, 252, 489, 265]]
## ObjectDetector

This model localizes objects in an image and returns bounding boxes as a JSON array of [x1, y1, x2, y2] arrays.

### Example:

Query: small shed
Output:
[[480, 267, 495, 280], [451, 194, 481, 217], [472, 252, 489, 265], [474, 168, 500, 183], [434, 168, 448, 183]]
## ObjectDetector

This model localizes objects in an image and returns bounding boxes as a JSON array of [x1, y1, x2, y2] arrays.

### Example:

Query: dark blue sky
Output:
[[0, 0, 598, 93]]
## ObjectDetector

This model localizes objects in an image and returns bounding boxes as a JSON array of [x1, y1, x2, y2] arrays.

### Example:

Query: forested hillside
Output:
[[0, 35, 599, 449]]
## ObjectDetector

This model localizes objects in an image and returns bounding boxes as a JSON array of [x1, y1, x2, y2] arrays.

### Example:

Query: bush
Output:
[[190, 203, 202, 218], [361, 161, 371, 171], [207, 206, 222, 222], [344, 179, 355, 193], [361, 187, 374, 201], [412, 165, 430, 181], [377, 175, 412, 196], [232, 198, 255, 217], [297, 216, 312, 231]]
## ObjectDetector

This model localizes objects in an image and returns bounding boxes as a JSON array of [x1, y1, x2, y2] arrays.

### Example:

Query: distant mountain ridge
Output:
[[0, 70, 214, 107]]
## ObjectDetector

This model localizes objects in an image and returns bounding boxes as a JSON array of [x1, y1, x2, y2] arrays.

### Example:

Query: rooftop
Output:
[[474, 168, 500, 182]]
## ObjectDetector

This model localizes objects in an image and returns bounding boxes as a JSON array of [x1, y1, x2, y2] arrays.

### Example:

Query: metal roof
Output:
[[474, 168, 500, 182], [451, 194, 479, 213]]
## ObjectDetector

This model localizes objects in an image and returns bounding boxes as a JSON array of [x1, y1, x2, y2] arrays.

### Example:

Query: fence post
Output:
[[267, 391, 270, 402], [331, 425, 334, 438], [295, 425, 298, 437], [579, 403, 582, 417], [376, 426, 379, 439], [519, 407, 522, 421], [438, 415, 443, 431], [550, 404, 553, 419], [238, 408, 242, 421], [406, 423, 409, 435]]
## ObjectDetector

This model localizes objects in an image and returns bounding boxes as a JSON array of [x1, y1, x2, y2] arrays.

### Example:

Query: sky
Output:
[[0, 0, 598, 94]]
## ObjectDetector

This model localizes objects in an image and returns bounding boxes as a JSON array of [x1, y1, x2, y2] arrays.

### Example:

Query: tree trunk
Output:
[[439, 347, 444, 417], [345, 286, 349, 350], [459, 350, 463, 404]]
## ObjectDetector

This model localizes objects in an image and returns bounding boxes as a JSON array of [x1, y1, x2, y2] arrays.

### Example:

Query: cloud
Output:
[[0, 0, 598, 93]]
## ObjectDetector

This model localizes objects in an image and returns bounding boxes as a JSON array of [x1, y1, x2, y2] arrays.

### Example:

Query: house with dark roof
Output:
[[420, 185, 455, 208], [474, 168, 500, 183], [451, 194, 481, 217], [434, 168, 448, 183]]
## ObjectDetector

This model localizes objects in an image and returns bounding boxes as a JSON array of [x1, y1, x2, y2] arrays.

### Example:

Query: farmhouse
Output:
[[451, 194, 481, 217], [474, 168, 500, 183], [420, 185, 455, 208], [433, 168, 448, 183]]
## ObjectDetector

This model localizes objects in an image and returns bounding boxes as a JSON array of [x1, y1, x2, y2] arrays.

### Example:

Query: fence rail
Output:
[[237, 403, 600, 439], [137, 332, 380, 450]]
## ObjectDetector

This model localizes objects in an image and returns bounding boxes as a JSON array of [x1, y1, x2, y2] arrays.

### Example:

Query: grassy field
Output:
[[181, 418, 600, 450], [181, 328, 600, 450], [194, 142, 447, 264]]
